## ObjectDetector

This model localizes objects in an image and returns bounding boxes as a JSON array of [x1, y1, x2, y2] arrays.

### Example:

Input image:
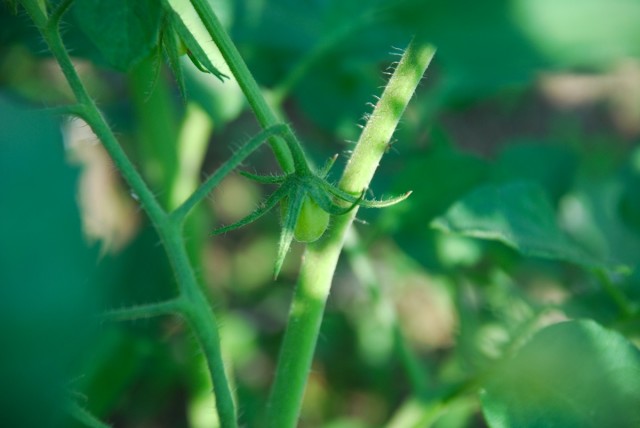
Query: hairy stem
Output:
[[102, 298, 185, 322], [67, 401, 111, 428], [27, 3, 167, 231], [157, 223, 238, 428], [24, 4, 238, 427], [188, 0, 301, 173], [171, 124, 287, 223], [265, 40, 436, 427]]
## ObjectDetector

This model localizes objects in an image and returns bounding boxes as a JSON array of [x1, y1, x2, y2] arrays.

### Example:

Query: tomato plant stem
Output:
[[265, 39, 436, 427], [22, 3, 239, 427], [171, 124, 288, 223], [187, 0, 303, 173], [159, 224, 237, 428]]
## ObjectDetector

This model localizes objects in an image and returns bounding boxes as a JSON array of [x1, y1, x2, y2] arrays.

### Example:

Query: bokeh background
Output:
[[2, 0, 640, 427]]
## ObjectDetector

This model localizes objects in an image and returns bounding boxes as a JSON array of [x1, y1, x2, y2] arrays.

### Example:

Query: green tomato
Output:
[[282, 195, 330, 243]]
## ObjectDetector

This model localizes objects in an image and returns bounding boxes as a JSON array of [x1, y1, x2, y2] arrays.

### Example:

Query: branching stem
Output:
[[171, 124, 288, 223], [188, 0, 304, 174], [23, 4, 239, 427]]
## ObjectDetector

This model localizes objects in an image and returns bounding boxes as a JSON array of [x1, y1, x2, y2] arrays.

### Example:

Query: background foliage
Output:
[[1, 0, 640, 427]]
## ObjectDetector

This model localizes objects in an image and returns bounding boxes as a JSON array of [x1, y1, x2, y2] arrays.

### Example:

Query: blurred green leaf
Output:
[[72, 0, 163, 71], [296, 60, 380, 137], [492, 142, 577, 202], [382, 143, 489, 234], [514, 0, 640, 68], [0, 95, 98, 427], [561, 180, 640, 270], [387, 0, 547, 94], [432, 181, 597, 267], [481, 320, 640, 428]]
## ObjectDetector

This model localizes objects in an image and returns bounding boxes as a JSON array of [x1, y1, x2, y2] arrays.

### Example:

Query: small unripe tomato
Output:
[[282, 196, 330, 243]]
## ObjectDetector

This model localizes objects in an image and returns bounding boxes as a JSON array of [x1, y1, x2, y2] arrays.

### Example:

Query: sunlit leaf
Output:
[[72, 0, 163, 71], [481, 320, 640, 428], [432, 181, 599, 267], [514, 0, 640, 68]]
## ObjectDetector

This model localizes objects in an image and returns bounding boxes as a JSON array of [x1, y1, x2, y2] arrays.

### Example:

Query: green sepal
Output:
[[325, 182, 412, 208], [308, 184, 362, 216], [211, 184, 289, 236], [162, 20, 187, 97], [275, 186, 305, 279], [165, 6, 227, 81], [318, 154, 339, 178]]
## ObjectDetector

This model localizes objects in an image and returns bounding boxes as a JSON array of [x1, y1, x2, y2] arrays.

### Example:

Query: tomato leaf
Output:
[[72, 0, 163, 71], [432, 181, 602, 268], [481, 320, 640, 428]]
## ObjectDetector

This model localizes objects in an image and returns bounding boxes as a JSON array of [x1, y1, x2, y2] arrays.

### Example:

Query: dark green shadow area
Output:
[[0, 96, 99, 427]]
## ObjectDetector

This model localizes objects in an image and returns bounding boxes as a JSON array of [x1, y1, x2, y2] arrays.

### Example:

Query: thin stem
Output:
[[595, 268, 634, 318], [30, 10, 168, 230], [265, 40, 436, 427], [159, 224, 237, 428], [46, 0, 75, 33], [67, 402, 111, 428], [24, 7, 239, 427], [344, 228, 430, 396], [102, 298, 185, 322], [188, 0, 298, 173], [171, 124, 287, 223], [270, 9, 376, 106]]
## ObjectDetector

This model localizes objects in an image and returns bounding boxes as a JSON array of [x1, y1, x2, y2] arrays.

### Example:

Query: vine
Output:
[[18, 0, 434, 426]]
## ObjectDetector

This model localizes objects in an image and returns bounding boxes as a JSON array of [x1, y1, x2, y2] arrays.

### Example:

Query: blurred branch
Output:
[[270, 9, 377, 106], [344, 228, 430, 396], [67, 401, 111, 428], [595, 268, 635, 319], [101, 298, 185, 322]]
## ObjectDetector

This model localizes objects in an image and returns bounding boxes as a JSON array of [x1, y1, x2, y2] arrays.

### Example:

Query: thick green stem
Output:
[[188, 0, 299, 173], [265, 40, 436, 427]]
